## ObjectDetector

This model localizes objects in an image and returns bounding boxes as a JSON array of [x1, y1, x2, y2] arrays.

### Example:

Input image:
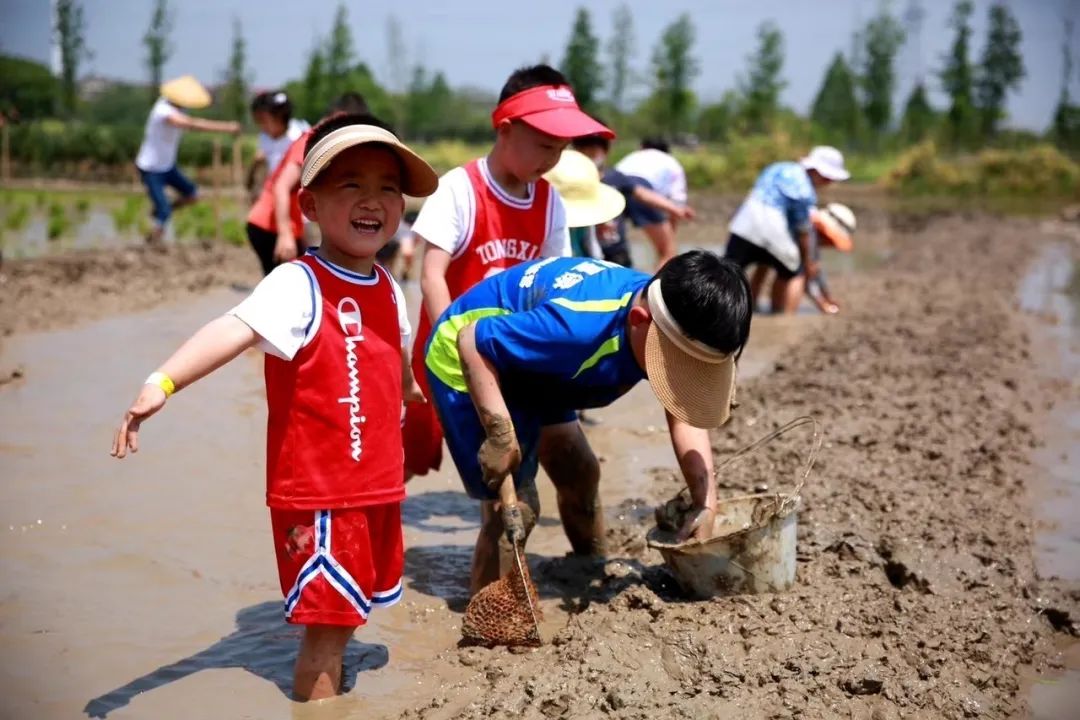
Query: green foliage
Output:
[[696, 91, 740, 143], [899, 82, 937, 145], [4, 203, 31, 233], [940, 0, 979, 149], [111, 195, 145, 232], [857, 6, 905, 138], [53, 0, 90, 117], [607, 3, 634, 112], [561, 7, 603, 111], [405, 69, 456, 141], [324, 4, 355, 102], [46, 202, 71, 240], [218, 17, 250, 124], [885, 141, 1080, 197], [0, 54, 60, 120], [738, 22, 786, 134], [143, 0, 173, 98], [299, 47, 326, 122], [647, 14, 698, 135], [221, 216, 246, 246], [810, 53, 860, 146], [1051, 101, 1080, 151], [81, 82, 151, 126], [975, 2, 1024, 137]]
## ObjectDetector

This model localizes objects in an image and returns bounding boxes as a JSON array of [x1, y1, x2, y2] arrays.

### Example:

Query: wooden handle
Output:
[[498, 476, 517, 508]]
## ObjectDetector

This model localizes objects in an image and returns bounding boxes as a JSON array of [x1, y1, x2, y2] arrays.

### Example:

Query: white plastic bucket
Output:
[[646, 416, 820, 599], [647, 492, 799, 598]]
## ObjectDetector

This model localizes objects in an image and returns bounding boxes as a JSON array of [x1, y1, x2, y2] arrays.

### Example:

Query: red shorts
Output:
[[270, 503, 404, 626], [402, 347, 444, 476]]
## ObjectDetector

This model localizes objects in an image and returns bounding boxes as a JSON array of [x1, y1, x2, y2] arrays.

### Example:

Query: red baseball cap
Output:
[[492, 85, 614, 140]]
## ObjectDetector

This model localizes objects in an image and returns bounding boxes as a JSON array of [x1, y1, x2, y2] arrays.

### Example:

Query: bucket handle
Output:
[[714, 415, 822, 504], [666, 415, 823, 512]]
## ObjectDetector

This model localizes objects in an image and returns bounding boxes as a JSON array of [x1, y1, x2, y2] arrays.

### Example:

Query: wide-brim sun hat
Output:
[[300, 124, 439, 197], [643, 280, 737, 428], [811, 202, 856, 252], [544, 149, 626, 228], [160, 75, 212, 109], [800, 145, 850, 182]]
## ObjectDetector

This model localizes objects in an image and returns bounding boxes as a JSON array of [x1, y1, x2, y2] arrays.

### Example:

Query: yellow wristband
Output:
[[145, 371, 176, 398]]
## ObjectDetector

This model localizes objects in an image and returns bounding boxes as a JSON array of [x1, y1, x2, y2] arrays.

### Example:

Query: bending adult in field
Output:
[[135, 75, 240, 245], [724, 146, 849, 314], [613, 138, 692, 268], [424, 251, 751, 594]]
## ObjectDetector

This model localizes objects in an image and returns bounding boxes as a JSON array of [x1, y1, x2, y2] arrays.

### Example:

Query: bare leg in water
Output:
[[293, 624, 356, 701], [538, 421, 603, 555], [470, 483, 540, 595]]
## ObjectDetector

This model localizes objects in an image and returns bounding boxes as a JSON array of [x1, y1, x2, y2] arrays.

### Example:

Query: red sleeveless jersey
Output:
[[404, 159, 555, 476], [265, 254, 404, 509]]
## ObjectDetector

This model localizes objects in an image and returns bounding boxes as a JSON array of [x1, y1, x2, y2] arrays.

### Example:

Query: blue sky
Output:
[[1, 0, 1076, 130]]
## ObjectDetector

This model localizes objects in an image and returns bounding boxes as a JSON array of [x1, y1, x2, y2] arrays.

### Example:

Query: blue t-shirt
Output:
[[749, 161, 817, 237], [426, 257, 650, 412]]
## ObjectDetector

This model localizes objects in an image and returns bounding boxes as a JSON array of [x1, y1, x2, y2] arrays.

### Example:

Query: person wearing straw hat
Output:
[[543, 148, 627, 258], [111, 112, 439, 701], [725, 146, 850, 313], [424, 250, 752, 595], [135, 75, 241, 245]]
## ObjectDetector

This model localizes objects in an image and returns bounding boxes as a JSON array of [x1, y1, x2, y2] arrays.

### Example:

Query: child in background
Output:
[[111, 113, 438, 701], [402, 65, 614, 481], [612, 138, 693, 267], [245, 93, 369, 276], [571, 131, 695, 268], [806, 202, 856, 314], [135, 75, 240, 245], [245, 90, 311, 199]]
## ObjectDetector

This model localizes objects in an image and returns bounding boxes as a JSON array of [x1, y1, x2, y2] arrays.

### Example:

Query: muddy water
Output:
[[1018, 236, 1080, 717]]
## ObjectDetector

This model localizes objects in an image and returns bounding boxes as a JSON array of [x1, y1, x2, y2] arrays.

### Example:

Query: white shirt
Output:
[[135, 98, 184, 173], [228, 256, 411, 361], [258, 118, 311, 174], [615, 149, 689, 204], [410, 158, 571, 258]]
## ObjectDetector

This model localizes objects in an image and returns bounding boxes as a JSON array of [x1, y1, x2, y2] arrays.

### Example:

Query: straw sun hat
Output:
[[544, 149, 626, 228], [300, 124, 439, 196], [644, 280, 737, 428], [160, 75, 212, 109]]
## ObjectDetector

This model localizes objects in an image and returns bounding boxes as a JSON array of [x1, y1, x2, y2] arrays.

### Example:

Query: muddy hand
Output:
[[111, 384, 168, 459], [676, 505, 717, 543], [502, 501, 526, 544], [478, 423, 521, 493]]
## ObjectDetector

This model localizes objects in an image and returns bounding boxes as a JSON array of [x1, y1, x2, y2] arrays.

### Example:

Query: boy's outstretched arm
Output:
[[456, 322, 520, 488], [111, 315, 259, 459], [631, 184, 695, 221], [666, 412, 717, 542]]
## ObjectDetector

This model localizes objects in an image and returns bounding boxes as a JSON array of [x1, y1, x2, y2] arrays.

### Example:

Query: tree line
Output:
[[3, 0, 1078, 154]]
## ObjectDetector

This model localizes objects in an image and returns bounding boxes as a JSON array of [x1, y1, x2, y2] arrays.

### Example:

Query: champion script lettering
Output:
[[336, 297, 364, 462]]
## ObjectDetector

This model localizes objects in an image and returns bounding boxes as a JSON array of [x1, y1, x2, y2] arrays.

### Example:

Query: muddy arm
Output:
[[666, 412, 717, 541]]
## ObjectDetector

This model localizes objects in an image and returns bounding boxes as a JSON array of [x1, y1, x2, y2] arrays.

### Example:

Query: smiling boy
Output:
[[110, 113, 438, 701]]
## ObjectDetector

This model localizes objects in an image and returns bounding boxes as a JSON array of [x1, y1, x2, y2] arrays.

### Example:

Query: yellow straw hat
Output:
[[544, 149, 626, 228], [160, 75, 212, 109]]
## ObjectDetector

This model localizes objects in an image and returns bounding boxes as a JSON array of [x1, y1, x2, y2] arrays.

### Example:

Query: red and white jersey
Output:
[[444, 158, 557, 294], [264, 253, 404, 510]]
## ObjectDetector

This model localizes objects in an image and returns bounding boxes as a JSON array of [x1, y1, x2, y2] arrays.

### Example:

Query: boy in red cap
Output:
[[403, 65, 614, 483], [110, 113, 439, 701]]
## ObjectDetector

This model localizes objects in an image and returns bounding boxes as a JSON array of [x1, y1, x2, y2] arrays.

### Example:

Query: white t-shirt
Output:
[[258, 118, 311, 174], [228, 255, 411, 362], [410, 158, 571, 258], [135, 98, 185, 173], [615, 149, 689, 204]]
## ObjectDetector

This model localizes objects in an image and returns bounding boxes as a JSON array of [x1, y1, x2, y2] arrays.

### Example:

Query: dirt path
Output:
[[395, 215, 1080, 720]]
